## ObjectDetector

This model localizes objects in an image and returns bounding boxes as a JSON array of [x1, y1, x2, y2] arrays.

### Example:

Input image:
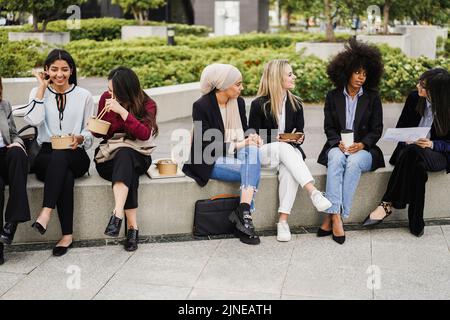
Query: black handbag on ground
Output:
[[193, 194, 240, 237]]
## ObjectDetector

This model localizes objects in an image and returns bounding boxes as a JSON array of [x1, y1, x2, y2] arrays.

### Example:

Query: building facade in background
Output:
[[81, 0, 269, 34]]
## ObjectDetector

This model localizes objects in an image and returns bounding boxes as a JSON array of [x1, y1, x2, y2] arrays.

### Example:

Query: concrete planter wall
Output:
[[121, 26, 167, 40], [394, 26, 439, 59], [357, 34, 411, 56], [8, 32, 70, 45], [295, 42, 346, 61]]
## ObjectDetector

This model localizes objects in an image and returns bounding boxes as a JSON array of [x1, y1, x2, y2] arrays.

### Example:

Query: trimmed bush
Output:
[[1, 32, 448, 102], [21, 18, 211, 41]]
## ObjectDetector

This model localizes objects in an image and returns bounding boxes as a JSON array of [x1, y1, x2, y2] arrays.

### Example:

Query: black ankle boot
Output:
[[228, 204, 256, 237], [0, 222, 18, 245], [104, 214, 122, 237], [0, 243, 4, 265], [125, 227, 139, 251]]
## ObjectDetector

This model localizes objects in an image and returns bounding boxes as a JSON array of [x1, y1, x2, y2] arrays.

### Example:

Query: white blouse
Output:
[[25, 85, 94, 149]]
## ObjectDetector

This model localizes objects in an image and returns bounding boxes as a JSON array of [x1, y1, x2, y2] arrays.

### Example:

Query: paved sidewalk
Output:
[[1, 226, 449, 300]]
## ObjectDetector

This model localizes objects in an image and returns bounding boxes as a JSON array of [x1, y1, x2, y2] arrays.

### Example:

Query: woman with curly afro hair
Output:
[[363, 68, 450, 237], [317, 38, 385, 244]]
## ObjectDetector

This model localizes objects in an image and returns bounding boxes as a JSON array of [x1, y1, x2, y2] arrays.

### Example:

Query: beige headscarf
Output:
[[200, 63, 244, 144]]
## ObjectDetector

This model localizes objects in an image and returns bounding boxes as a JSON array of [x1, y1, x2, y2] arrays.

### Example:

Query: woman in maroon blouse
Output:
[[92, 66, 158, 251]]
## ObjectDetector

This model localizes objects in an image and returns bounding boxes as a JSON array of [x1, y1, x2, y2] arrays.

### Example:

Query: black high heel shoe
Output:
[[332, 216, 345, 245], [316, 228, 333, 237], [31, 221, 47, 235], [362, 202, 392, 227], [0, 222, 18, 245], [104, 213, 123, 237]]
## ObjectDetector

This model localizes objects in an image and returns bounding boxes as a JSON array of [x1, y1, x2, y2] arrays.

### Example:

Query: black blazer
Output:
[[317, 88, 385, 171], [182, 91, 248, 187], [248, 95, 306, 159], [390, 90, 450, 173]]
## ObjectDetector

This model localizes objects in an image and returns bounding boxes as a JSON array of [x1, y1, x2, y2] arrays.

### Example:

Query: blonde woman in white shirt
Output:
[[249, 59, 331, 242], [25, 49, 94, 257]]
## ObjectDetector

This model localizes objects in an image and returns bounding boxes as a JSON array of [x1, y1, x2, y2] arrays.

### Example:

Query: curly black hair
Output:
[[326, 37, 384, 90]]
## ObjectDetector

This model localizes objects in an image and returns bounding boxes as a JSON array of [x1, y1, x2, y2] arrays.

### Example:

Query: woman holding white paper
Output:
[[317, 38, 385, 244], [363, 68, 450, 237]]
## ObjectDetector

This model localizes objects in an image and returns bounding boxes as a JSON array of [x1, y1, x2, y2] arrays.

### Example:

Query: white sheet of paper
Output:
[[382, 127, 431, 142]]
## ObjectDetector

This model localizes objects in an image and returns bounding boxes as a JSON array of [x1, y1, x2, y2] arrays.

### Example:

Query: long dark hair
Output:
[[108, 66, 158, 137], [416, 68, 450, 137], [44, 49, 77, 85]]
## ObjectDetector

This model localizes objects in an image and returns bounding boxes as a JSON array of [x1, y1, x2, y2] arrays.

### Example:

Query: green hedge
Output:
[[1, 32, 449, 102], [21, 18, 211, 41]]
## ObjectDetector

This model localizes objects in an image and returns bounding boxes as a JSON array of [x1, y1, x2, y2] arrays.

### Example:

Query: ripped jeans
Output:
[[210, 145, 261, 212]]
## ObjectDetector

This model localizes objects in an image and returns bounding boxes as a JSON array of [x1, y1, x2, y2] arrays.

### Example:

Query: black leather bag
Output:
[[17, 125, 39, 173], [193, 194, 239, 237], [8, 101, 40, 173]]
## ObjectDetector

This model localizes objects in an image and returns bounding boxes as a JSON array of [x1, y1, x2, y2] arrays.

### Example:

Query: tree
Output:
[[0, 0, 85, 32], [284, 0, 366, 41], [112, 0, 166, 25], [376, 0, 450, 34]]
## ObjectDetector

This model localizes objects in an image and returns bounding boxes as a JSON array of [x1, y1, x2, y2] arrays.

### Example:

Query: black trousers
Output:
[[0, 147, 31, 227], [95, 147, 151, 210], [382, 144, 447, 235], [33, 144, 90, 235]]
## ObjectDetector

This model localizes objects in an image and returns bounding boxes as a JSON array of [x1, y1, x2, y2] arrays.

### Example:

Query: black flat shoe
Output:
[[31, 221, 47, 235], [124, 227, 139, 252], [104, 214, 123, 237], [0, 222, 18, 245], [0, 243, 4, 265], [52, 243, 73, 257], [362, 202, 392, 227], [317, 227, 332, 237], [412, 228, 424, 237]]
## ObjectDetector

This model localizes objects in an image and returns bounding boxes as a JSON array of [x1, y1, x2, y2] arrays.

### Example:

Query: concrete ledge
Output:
[[296, 42, 346, 60], [357, 34, 411, 56], [7, 158, 450, 244], [121, 26, 167, 40], [8, 31, 70, 45]]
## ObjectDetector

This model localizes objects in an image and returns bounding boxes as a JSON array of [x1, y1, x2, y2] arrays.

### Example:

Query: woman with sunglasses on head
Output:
[[92, 66, 158, 252], [363, 68, 450, 237], [25, 49, 94, 257]]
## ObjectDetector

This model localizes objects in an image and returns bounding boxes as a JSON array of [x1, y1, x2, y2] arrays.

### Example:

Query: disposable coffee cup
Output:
[[341, 130, 354, 155]]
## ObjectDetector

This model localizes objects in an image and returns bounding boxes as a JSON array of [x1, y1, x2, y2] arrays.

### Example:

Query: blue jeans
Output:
[[325, 147, 372, 218], [210, 146, 261, 212]]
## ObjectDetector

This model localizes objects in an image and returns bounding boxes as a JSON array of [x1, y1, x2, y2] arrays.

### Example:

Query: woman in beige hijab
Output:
[[183, 63, 263, 245]]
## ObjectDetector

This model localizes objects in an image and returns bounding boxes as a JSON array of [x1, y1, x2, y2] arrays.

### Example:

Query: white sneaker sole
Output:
[[277, 235, 291, 242], [314, 200, 332, 212]]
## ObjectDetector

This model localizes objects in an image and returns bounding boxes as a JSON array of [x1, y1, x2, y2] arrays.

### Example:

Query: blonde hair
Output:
[[256, 59, 302, 123]]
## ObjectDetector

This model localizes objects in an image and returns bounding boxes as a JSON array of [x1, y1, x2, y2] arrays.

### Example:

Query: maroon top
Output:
[[93, 91, 157, 140]]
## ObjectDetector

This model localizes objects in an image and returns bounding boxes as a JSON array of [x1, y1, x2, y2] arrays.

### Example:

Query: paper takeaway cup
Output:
[[341, 130, 354, 154]]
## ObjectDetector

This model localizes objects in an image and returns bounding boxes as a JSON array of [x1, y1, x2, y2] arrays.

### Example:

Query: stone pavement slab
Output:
[[95, 277, 191, 300], [0, 273, 25, 297], [2, 246, 132, 300], [111, 240, 220, 288], [371, 226, 450, 300], [188, 288, 280, 300], [282, 230, 373, 300], [0, 250, 52, 274]]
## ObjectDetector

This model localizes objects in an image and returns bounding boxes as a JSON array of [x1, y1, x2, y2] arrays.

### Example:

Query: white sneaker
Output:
[[311, 190, 332, 212], [276, 221, 291, 242]]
